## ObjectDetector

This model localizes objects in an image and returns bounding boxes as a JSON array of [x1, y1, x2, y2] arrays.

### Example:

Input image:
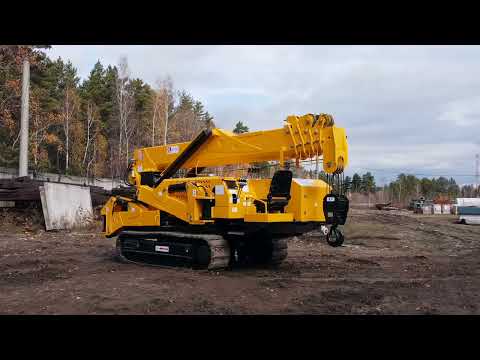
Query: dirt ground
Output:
[[0, 208, 479, 314]]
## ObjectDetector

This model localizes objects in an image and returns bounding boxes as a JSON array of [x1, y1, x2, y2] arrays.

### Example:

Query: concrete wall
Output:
[[40, 183, 93, 230], [0, 167, 122, 190]]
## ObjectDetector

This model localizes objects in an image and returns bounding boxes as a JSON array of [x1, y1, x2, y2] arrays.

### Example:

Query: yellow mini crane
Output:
[[101, 113, 349, 269]]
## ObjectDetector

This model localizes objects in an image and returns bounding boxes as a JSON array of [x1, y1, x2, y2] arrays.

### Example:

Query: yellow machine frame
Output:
[[101, 113, 348, 237]]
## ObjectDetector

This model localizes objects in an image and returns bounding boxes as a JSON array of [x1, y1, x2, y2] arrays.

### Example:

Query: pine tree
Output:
[[0, 48, 216, 179], [233, 121, 249, 134], [344, 176, 352, 193], [351, 173, 362, 193], [360, 172, 376, 194]]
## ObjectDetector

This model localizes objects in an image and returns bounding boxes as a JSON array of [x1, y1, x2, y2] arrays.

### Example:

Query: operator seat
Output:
[[255, 170, 293, 213]]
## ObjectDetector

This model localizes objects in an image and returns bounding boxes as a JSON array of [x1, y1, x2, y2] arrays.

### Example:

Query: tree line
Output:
[[0, 46, 214, 180], [2, 46, 477, 198], [345, 172, 478, 203], [232, 122, 478, 201], [222, 121, 479, 202], [344, 172, 376, 194]]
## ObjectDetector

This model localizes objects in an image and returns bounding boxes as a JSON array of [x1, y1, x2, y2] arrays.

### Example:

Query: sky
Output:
[[46, 45, 480, 186]]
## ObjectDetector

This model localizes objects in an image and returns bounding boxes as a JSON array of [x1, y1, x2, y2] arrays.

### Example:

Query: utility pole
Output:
[[18, 57, 30, 177]]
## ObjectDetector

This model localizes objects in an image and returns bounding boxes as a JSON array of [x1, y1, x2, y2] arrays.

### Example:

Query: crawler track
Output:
[[116, 231, 231, 270], [115, 230, 289, 270], [229, 232, 288, 267], [269, 238, 288, 265]]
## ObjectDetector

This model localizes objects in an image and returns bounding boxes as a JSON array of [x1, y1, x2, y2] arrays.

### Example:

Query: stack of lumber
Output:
[[0, 177, 112, 206], [375, 202, 399, 211]]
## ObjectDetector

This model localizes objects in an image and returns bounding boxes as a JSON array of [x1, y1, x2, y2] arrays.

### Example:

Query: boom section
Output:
[[132, 114, 348, 182]]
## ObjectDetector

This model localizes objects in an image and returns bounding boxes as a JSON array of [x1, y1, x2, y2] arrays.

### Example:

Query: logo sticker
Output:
[[167, 145, 180, 154], [155, 245, 169, 253]]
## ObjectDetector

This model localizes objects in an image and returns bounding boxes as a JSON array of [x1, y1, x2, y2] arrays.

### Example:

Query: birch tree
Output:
[[82, 102, 98, 172], [115, 56, 135, 172], [151, 86, 171, 146], [151, 89, 163, 146], [61, 86, 79, 172], [0, 48, 217, 179], [152, 76, 174, 146]]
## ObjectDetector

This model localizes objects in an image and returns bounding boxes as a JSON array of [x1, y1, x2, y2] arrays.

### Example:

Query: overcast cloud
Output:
[[46, 45, 480, 185]]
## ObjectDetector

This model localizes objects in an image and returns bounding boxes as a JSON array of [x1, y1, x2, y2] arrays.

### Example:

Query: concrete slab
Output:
[[442, 204, 451, 214], [39, 186, 50, 228], [39, 182, 93, 230], [433, 204, 442, 215], [422, 205, 432, 214]]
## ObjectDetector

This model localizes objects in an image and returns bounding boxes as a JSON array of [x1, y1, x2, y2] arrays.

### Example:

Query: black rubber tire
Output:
[[326, 226, 344, 247]]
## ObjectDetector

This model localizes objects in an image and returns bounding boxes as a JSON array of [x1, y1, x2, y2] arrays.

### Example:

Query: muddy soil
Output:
[[0, 209, 479, 314]]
